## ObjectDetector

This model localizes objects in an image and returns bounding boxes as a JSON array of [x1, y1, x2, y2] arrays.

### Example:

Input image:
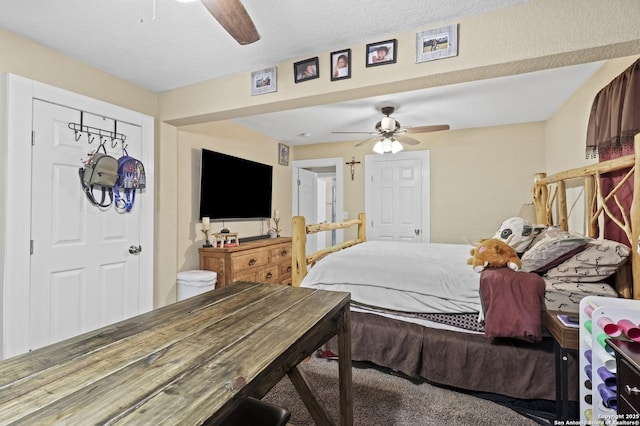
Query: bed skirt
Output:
[[324, 311, 577, 402]]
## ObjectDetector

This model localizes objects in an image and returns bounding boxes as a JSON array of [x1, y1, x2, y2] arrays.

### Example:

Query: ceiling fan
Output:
[[200, 0, 260, 45], [332, 106, 450, 153]]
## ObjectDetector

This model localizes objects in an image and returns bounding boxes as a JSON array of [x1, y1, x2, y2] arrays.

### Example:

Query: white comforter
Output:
[[300, 241, 481, 314]]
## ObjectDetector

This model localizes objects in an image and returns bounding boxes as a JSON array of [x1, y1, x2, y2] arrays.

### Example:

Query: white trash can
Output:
[[176, 270, 217, 301]]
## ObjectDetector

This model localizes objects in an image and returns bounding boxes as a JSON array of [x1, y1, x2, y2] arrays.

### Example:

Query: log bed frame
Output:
[[292, 133, 640, 301]]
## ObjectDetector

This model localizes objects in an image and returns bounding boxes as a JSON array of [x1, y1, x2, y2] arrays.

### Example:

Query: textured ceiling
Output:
[[0, 0, 531, 92], [0, 0, 603, 146]]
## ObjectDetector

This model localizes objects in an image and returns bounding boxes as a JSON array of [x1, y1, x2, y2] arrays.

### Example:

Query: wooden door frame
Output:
[[1, 74, 155, 359]]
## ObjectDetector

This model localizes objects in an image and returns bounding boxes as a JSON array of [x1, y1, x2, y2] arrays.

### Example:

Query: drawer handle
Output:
[[281, 250, 288, 256], [248, 259, 256, 266], [287, 266, 292, 272], [266, 272, 273, 279], [625, 385, 640, 396]]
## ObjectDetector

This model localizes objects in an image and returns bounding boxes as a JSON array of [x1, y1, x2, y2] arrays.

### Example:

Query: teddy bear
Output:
[[467, 238, 522, 272]]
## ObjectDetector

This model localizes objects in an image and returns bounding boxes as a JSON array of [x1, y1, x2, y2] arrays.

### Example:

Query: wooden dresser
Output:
[[199, 237, 292, 287]]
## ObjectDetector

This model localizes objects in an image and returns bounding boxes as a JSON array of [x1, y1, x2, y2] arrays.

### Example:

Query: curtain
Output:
[[586, 58, 640, 159], [585, 58, 640, 246]]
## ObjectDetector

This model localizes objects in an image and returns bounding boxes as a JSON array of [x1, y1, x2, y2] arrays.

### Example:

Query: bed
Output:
[[290, 134, 640, 403]]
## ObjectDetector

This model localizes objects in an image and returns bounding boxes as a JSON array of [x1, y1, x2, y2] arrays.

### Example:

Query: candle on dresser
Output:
[[202, 217, 210, 231], [274, 210, 279, 219]]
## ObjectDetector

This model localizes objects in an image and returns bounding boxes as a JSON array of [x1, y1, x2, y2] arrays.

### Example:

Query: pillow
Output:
[[520, 227, 590, 273], [544, 239, 630, 282], [492, 216, 536, 254]]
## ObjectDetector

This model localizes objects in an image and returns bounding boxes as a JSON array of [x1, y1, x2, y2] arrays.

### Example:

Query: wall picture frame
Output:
[[294, 57, 319, 83], [366, 39, 397, 67], [278, 143, 289, 166], [416, 24, 459, 63], [330, 49, 351, 81], [251, 67, 277, 95]]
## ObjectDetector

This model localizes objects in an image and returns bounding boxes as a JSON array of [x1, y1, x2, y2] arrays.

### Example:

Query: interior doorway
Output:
[[292, 157, 344, 253]]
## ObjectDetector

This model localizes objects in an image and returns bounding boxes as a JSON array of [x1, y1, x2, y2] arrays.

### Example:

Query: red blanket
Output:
[[479, 268, 546, 342]]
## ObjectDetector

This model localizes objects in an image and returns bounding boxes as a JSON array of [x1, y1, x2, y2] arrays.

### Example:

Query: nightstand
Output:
[[607, 339, 640, 415], [545, 310, 579, 420]]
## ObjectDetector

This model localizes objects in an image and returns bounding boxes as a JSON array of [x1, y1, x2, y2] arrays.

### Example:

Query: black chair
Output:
[[218, 397, 291, 426]]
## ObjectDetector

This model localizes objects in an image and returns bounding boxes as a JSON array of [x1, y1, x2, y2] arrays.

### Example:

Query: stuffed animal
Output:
[[467, 238, 522, 272]]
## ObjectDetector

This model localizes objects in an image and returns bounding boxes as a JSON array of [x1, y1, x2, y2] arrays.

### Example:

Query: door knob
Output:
[[129, 245, 142, 254]]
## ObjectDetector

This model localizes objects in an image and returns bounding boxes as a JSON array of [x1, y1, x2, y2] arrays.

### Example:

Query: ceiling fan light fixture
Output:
[[373, 137, 402, 154], [391, 140, 404, 153], [381, 116, 396, 132]]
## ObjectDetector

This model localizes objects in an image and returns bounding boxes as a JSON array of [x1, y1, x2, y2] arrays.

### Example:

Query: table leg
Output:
[[555, 342, 562, 419], [555, 342, 575, 420], [337, 306, 353, 426]]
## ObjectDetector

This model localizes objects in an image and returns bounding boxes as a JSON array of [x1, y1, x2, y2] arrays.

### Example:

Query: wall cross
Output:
[[345, 156, 361, 180]]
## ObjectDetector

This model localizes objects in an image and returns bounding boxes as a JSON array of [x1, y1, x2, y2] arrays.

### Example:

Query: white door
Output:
[[365, 151, 431, 242], [29, 100, 143, 350], [297, 167, 320, 254]]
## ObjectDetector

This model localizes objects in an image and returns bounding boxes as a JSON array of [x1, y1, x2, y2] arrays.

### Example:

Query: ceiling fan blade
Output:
[[201, 0, 260, 45], [394, 134, 421, 145], [406, 124, 450, 134], [354, 136, 381, 147]]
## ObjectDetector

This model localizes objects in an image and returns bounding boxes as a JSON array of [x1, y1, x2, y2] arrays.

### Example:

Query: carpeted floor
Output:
[[263, 354, 552, 425]]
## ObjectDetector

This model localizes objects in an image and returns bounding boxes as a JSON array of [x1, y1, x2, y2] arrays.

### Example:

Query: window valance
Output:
[[586, 58, 640, 158]]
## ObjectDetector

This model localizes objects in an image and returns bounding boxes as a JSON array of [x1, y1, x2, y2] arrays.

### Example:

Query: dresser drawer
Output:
[[257, 265, 280, 284], [230, 250, 269, 273], [619, 357, 640, 411], [231, 270, 258, 284], [279, 261, 292, 277], [281, 276, 293, 287], [270, 245, 291, 262]]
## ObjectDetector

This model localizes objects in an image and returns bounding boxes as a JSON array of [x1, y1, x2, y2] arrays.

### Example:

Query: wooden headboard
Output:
[[532, 133, 640, 300]]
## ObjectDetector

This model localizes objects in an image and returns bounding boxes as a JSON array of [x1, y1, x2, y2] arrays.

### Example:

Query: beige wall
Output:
[[293, 123, 546, 244], [0, 30, 156, 116], [2, 0, 640, 309], [175, 122, 291, 267]]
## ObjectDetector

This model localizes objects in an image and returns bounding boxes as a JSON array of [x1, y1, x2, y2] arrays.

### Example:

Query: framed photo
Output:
[[278, 143, 289, 166], [416, 24, 459, 63], [330, 49, 351, 81], [294, 57, 319, 83], [251, 67, 277, 95], [366, 39, 397, 67]]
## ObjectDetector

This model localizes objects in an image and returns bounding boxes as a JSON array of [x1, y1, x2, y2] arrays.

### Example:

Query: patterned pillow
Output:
[[520, 227, 590, 273], [544, 239, 630, 282]]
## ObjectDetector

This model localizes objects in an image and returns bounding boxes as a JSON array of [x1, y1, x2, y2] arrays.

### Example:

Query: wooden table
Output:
[[545, 310, 579, 420], [0, 282, 353, 425]]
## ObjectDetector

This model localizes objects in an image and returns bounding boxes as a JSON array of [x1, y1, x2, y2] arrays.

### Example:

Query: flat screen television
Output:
[[199, 149, 273, 221]]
